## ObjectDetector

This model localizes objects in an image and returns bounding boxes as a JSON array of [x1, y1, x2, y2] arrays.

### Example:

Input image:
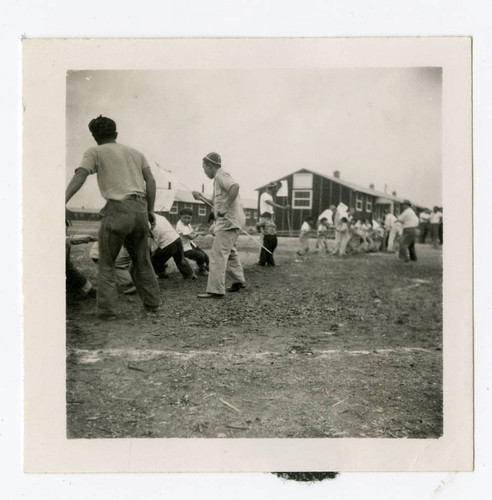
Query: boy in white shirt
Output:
[[297, 216, 314, 256], [175, 208, 210, 276], [316, 217, 330, 253]]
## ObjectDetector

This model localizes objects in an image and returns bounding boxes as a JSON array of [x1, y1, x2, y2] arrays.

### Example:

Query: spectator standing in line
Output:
[[395, 200, 419, 262], [65, 115, 160, 320], [439, 207, 444, 246], [429, 206, 443, 248], [418, 208, 431, 243], [383, 208, 397, 252]]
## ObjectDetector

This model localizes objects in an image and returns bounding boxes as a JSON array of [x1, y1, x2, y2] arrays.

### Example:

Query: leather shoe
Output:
[[227, 283, 246, 292]]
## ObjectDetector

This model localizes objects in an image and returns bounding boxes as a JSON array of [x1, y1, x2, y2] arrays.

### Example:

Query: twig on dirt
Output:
[[203, 393, 216, 400], [127, 365, 146, 372], [226, 424, 249, 430], [147, 326, 163, 333], [331, 398, 347, 408], [219, 398, 241, 413]]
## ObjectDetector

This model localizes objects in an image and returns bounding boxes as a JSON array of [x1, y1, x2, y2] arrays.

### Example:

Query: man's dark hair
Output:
[[88, 115, 117, 141], [180, 208, 193, 216]]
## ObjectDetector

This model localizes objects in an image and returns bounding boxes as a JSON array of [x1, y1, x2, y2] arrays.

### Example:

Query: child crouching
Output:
[[176, 208, 210, 276]]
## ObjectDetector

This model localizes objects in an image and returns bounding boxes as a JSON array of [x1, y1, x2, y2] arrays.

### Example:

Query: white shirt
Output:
[[397, 207, 419, 229], [78, 142, 148, 200], [318, 209, 334, 225], [300, 222, 311, 234], [384, 213, 397, 228], [175, 219, 194, 252], [419, 212, 431, 223], [213, 168, 246, 231], [150, 214, 179, 252], [259, 192, 274, 215], [429, 211, 442, 224]]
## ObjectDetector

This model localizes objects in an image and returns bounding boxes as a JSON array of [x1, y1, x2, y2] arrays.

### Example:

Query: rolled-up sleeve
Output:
[[77, 148, 98, 174]]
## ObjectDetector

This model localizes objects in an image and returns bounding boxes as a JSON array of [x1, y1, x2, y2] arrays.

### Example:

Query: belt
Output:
[[125, 193, 146, 200]]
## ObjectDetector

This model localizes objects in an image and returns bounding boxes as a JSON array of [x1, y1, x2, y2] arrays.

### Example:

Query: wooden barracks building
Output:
[[256, 168, 426, 234]]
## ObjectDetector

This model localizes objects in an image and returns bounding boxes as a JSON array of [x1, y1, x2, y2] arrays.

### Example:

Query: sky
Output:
[[66, 68, 442, 209]]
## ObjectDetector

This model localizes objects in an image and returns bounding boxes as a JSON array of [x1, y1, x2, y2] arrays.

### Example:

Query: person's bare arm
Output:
[[192, 191, 213, 206], [143, 167, 157, 227], [265, 199, 291, 210], [65, 169, 89, 204]]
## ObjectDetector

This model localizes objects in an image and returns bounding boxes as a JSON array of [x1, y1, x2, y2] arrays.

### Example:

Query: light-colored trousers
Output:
[[298, 233, 310, 255], [206, 228, 245, 295], [387, 225, 402, 252], [333, 232, 350, 255]]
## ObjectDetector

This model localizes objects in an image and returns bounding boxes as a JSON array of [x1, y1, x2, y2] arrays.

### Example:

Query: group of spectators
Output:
[[297, 201, 442, 262], [418, 206, 444, 247]]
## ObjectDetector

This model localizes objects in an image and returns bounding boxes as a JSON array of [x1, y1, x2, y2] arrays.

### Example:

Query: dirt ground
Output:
[[66, 222, 442, 439]]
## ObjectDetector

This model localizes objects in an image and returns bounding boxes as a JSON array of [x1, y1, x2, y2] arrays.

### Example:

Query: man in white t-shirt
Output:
[[418, 208, 431, 243], [383, 208, 397, 252], [395, 200, 419, 262], [318, 206, 336, 226], [429, 206, 443, 248], [149, 214, 195, 279], [259, 181, 291, 216], [65, 116, 160, 319]]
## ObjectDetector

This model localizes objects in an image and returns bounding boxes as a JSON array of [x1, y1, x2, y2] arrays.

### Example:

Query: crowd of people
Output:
[[295, 202, 442, 262], [65, 115, 442, 320]]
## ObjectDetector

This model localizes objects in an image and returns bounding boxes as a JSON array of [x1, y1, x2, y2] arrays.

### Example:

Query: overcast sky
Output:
[[66, 68, 442, 209]]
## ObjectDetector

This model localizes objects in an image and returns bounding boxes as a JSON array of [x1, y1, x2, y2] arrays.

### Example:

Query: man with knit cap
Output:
[[65, 115, 160, 319], [192, 152, 246, 298]]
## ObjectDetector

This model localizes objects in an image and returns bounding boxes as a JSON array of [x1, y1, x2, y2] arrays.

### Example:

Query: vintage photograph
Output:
[[23, 38, 472, 472], [64, 67, 443, 439]]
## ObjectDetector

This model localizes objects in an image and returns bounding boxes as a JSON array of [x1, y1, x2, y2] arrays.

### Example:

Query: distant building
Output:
[[163, 190, 257, 226], [257, 168, 426, 234], [68, 190, 258, 228]]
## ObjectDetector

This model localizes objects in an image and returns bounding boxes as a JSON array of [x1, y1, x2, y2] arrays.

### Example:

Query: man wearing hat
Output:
[[192, 153, 246, 298], [395, 200, 419, 262], [260, 181, 291, 216], [65, 115, 160, 319]]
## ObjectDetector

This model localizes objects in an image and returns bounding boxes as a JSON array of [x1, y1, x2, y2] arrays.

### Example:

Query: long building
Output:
[[256, 168, 427, 234], [68, 190, 259, 228]]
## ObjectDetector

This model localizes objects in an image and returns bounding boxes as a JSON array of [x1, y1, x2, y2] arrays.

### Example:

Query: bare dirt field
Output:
[[66, 222, 443, 439]]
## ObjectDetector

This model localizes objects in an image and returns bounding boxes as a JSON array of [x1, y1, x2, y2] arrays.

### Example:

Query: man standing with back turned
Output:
[[192, 152, 246, 298], [395, 199, 419, 263], [65, 115, 160, 319]]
